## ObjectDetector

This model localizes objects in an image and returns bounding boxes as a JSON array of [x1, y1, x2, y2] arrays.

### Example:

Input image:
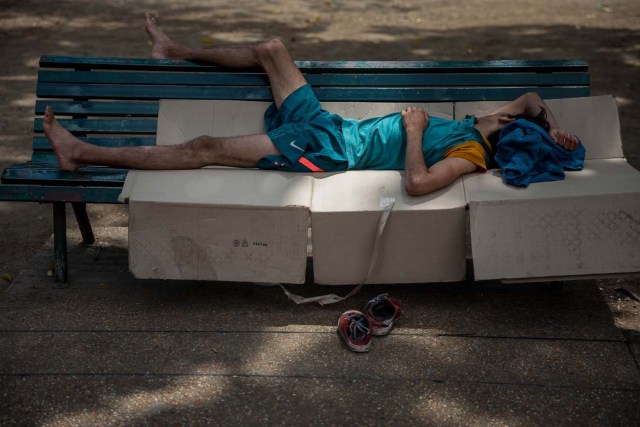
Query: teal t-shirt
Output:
[[342, 113, 487, 170]]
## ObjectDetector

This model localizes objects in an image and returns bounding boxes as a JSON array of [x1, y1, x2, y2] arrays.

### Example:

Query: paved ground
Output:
[[2, 0, 640, 425], [1, 227, 639, 425]]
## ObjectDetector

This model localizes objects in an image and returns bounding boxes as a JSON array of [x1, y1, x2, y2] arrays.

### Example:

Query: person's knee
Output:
[[255, 38, 288, 66], [522, 91, 542, 103], [185, 135, 219, 160]]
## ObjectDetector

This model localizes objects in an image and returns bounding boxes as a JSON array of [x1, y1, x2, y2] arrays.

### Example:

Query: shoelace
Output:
[[348, 314, 370, 339]]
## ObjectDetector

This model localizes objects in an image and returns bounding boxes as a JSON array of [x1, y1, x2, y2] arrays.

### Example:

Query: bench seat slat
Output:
[[2, 167, 127, 187], [40, 56, 589, 73], [0, 183, 122, 203], [38, 70, 590, 87], [37, 83, 589, 101], [4, 163, 128, 172]]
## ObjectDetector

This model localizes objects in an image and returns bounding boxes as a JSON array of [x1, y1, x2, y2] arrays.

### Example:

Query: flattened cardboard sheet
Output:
[[122, 169, 313, 284], [469, 192, 640, 280], [311, 170, 467, 284]]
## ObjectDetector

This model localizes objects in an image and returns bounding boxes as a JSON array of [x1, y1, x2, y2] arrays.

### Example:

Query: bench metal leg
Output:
[[72, 202, 95, 244], [53, 202, 68, 283]]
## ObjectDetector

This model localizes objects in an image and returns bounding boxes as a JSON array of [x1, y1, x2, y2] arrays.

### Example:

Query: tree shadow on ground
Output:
[[1, 237, 638, 424], [1, 0, 640, 424]]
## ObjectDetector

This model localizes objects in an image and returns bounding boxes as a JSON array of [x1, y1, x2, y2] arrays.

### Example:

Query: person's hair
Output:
[[487, 105, 550, 148]]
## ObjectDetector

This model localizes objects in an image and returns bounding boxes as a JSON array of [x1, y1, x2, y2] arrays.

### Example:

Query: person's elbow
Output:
[[404, 179, 424, 197], [404, 174, 441, 197]]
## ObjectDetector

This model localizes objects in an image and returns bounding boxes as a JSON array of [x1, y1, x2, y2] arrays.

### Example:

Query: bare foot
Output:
[[43, 107, 84, 171], [144, 13, 178, 59]]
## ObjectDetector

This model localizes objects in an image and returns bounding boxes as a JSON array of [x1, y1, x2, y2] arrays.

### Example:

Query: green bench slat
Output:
[[323, 86, 585, 101], [37, 83, 272, 100], [39, 70, 269, 86], [34, 118, 157, 134], [31, 153, 59, 163], [2, 166, 127, 187], [40, 56, 589, 73], [33, 136, 156, 151], [38, 70, 590, 87], [0, 183, 123, 203], [37, 83, 588, 102], [35, 100, 159, 117]]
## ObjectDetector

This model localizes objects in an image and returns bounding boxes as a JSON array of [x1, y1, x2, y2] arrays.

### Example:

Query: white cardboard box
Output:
[[120, 169, 313, 283], [125, 99, 458, 284], [311, 170, 467, 284], [457, 95, 640, 281]]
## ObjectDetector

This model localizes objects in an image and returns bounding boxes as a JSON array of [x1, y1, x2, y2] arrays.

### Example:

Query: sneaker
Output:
[[337, 310, 373, 353], [364, 293, 403, 336]]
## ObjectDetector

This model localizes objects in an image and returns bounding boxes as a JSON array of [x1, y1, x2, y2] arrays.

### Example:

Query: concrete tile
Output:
[[1, 376, 638, 426], [1, 332, 638, 389], [1, 228, 622, 340]]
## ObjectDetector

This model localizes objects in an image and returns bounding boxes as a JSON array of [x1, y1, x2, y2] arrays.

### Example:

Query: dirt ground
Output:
[[1, 1, 639, 319]]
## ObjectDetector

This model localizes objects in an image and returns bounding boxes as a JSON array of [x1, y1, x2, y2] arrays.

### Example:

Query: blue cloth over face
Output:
[[494, 119, 586, 187]]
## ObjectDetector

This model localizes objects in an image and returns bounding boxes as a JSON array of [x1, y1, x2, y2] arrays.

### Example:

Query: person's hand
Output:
[[549, 128, 579, 151], [401, 107, 429, 133]]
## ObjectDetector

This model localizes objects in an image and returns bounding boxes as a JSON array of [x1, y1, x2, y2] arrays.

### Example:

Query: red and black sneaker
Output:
[[364, 293, 403, 336], [337, 310, 373, 353]]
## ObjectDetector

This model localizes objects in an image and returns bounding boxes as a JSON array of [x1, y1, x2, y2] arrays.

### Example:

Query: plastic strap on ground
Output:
[[272, 196, 395, 306]]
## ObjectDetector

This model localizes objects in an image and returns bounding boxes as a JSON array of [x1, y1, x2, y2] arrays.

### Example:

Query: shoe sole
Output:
[[371, 323, 394, 336]]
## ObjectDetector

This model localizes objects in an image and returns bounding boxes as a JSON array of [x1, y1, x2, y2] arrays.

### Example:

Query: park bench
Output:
[[5, 55, 627, 284]]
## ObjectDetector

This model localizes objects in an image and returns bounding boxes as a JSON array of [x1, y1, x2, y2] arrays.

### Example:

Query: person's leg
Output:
[[145, 13, 306, 108], [44, 107, 279, 171]]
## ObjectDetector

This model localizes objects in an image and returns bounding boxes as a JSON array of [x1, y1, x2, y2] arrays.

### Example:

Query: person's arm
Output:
[[490, 92, 579, 151], [402, 107, 478, 196]]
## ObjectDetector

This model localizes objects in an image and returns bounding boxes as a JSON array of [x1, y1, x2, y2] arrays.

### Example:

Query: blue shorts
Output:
[[258, 84, 349, 172]]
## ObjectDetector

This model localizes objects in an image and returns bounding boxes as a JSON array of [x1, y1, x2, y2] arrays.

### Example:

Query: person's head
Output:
[[485, 107, 551, 150]]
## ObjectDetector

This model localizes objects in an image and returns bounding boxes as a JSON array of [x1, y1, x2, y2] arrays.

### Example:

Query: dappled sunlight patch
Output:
[[0, 143, 31, 164], [44, 376, 228, 427], [519, 28, 549, 36], [262, 324, 333, 333], [615, 96, 632, 107], [412, 48, 435, 56], [206, 31, 262, 43], [24, 57, 41, 69], [521, 47, 545, 54], [0, 13, 128, 32], [58, 40, 80, 48], [238, 330, 327, 374], [0, 75, 36, 82], [411, 390, 520, 426], [10, 93, 36, 108], [622, 52, 640, 67]]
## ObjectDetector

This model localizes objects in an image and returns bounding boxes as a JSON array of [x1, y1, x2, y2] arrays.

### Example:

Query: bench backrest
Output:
[[33, 55, 590, 164]]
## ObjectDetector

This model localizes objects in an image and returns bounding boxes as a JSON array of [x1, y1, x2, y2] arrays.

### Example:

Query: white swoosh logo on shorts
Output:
[[290, 140, 304, 152]]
